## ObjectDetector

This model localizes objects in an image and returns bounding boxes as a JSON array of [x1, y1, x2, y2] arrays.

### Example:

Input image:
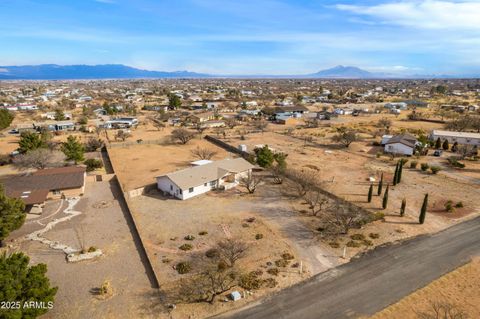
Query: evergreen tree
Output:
[[451, 142, 458, 153], [54, 109, 65, 121], [168, 94, 182, 110], [442, 139, 449, 151], [400, 198, 406, 217], [393, 162, 399, 186], [367, 184, 373, 203], [0, 185, 26, 244], [382, 184, 389, 209], [419, 193, 428, 224], [255, 145, 275, 168], [377, 172, 383, 196], [435, 137, 442, 149], [18, 131, 48, 154], [0, 109, 14, 130], [0, 252, 57, 318], [397, 161, 403, 184], [61, 135, 85, 164]]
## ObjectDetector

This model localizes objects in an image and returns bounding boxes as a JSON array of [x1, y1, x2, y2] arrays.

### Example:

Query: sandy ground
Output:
[[370, 258, 480, 319], [15, 179, 159, 319]]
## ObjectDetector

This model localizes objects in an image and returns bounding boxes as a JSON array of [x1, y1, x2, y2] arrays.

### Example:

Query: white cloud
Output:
[[336, 1, 480, 30]]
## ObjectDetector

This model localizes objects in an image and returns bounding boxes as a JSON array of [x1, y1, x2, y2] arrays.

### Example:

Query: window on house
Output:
[[179, 189, 182, 194], [204, 183, 207, 186], [210, 181, 216, 186], [53, 190, 61, 195], [170, 185, 173, 190], [189, 187, 194, 193]]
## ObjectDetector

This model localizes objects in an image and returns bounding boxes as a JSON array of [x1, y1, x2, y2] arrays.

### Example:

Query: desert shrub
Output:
[[376, 152, 382, 158], [255, 233, 264, 240], [346, 240, 361, 248], [162, 258, 172, 263], [239, 272, 263, 290], [84, 158, 103, 172], [179, 244, 193, 251], [217, 260, 228, 271], [430, 166, 441, 174], [242, 223, 250, 228], [448, 157, 465, 168], [350, 234, 366, 241], [198, 231, 208, 236], [246, 217, 256, 223], [329, 242, 340, 248], [445, 201, 454, 212], [205, 248, 220, 259], [267, 268, 279, 276], [275, 259, 290, 267], [410, 161, 418, 169], [184, 235, 195, 241], [455, 202, 464, 208], [176, 262, 191, 274], [262, 278, 278, 288], [0, 154, 12, 166], [369, 233, 380, 239], [87, 246, 97, 253], [420, 163, 429, 171], [281, 253, 295, 260], [362, 239, 373, 246]]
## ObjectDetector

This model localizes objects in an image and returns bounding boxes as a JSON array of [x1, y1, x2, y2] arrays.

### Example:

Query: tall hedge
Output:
[[0, 109, 14, 130]]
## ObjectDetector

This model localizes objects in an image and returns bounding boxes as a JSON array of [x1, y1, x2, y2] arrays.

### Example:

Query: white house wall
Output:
[[384, 143, 414, 155]]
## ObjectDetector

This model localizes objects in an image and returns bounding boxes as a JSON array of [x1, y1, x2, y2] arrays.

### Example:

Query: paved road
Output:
[[218, 216, 480, 319]]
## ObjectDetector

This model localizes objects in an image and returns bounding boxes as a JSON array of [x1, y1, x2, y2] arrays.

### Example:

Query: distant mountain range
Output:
[[0, 64, 476, 80]]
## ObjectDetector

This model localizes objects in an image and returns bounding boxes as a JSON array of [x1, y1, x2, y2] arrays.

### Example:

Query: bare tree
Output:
[[151, 118, 165, 131], [190, 146, 218, 160], [171, 128, 196, 144], [457, 145, 477, 159], [239, 172, 262, 194], [285, 168, 319, 198], [377, 118, 392, 133], [217, 238, 249, 267], [304, 190, 329, 216], [270, 164, 286, 184], [224, 117, 238, 129], [115, 130, 131, 142], [416, 301, 468, 319], [324, 202, 367, 234], [252, 119, 269, 133], [175, 265, 238, 304], [13, 149, 65, 170], [331, 128, 358, 148]]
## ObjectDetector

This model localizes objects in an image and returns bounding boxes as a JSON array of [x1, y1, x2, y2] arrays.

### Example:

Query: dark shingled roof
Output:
[[385, 134, 418, 148], [3, 166, 85, 205]]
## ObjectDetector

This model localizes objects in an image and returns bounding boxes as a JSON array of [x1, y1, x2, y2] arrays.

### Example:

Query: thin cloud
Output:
[[336, 0, 480, 30]]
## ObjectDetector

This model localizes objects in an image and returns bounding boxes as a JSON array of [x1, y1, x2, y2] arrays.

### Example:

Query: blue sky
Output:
[[1, 0, 480, 75]]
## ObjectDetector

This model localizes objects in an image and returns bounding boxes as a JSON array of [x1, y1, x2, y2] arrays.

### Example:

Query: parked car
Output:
[[433, 150, 443, 157]]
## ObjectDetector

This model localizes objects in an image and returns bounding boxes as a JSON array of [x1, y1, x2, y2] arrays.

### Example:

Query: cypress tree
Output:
[[382, 184, 389, 209], [368, 184, 373, 203], [419, 193, 428, 224], [400, 198, 406, 217], [393, 162, 399, 186], [397, 161, 403, 184], [442, 139, 449, 151], [377, 172, 383, 196], [435, 137, 441, 149]]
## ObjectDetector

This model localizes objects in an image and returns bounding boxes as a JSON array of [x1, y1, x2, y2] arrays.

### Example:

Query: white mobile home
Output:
[[384, 134, 418, 156], [156, 158, 254, 200], [430, 130, 480, 146]]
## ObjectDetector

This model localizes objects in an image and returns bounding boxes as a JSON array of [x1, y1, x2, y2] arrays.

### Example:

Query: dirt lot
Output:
[[370, 258, 480, 319], [13, 178, 158, 319], [128, 182, 335, 318]]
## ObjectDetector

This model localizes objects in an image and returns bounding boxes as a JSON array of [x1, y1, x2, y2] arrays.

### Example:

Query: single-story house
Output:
[[384, 102, 408, 110], [3, 166, 86, 209], [384, 134, 418, 156], [156, 158, 255, 200], [41, 112, 72, 120], [103, 117, 138, 129], [430, 130, 480, 146], [199, 120, 225, 128], [34, 120, 75, 132]]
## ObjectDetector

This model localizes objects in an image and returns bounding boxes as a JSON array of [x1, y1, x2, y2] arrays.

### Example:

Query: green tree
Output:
[[54, 109, 65, 121], [0, 109, 14, 130], [168, 94, 182, 110], [0, 252, 57, 318], [377, 172, 383, 196], [18, 132, 48, 154], [397, 161, 403, 184], [442, 139, 449, 151], [367, 184, 373, 203], [419, 193, 428, 224], [400, 198, 406, 217], [382, 184, 389, 209], [434, 137, 441, 149], [61, 135, 85, 164], [0, 185, 26, 244], [255, 145, 275, 168], [393, 162, 399, 186]]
